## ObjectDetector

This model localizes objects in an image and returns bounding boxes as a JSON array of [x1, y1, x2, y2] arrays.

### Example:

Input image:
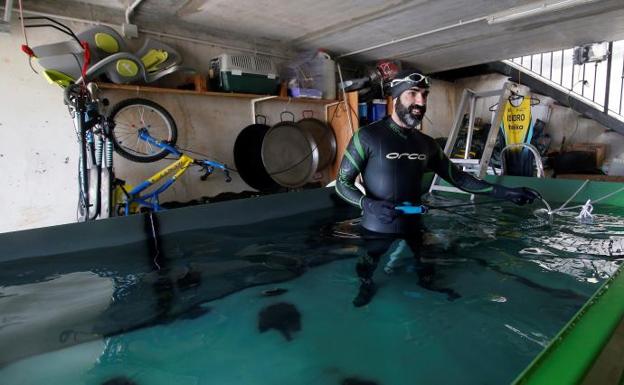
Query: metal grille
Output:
[[508, 40, 624, 121], [254, 56, 274, 73], [221, 54, 276, 75], [231, 55, 255, 71]]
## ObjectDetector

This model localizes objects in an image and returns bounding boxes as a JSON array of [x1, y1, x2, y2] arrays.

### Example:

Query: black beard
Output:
[[396, 102, 426, 129]]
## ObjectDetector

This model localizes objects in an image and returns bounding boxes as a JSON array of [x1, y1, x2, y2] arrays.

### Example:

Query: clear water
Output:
[[1, 197, 624, 385]]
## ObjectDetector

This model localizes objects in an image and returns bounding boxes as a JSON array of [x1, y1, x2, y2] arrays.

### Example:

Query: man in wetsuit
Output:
[[335, 70, 540, 307]]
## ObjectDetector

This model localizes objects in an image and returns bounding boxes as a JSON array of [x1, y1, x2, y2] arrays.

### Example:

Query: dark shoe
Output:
[[353, 283, 376, 307]]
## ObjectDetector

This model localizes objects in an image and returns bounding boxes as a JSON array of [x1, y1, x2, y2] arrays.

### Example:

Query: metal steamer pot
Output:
[[233, 115, 281, 192], [261, 111, 337, 188]]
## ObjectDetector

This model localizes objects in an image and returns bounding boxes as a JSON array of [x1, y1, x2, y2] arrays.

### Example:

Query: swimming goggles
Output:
[[389, 72, 430, 88]]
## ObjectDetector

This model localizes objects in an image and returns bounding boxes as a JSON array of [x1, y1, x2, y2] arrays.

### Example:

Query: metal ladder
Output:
[[429, 82, 514, 198]]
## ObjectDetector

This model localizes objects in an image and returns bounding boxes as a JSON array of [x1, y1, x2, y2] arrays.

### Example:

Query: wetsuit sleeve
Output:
[[427, 142, 495, 195], [335, 130, 368, 208]]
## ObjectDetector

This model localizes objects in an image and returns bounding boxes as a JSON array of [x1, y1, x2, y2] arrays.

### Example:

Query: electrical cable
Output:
[[18, 0, 28, 46], [18, 0, 39, 74], [22, 16, 83, 45], [21, 16, 89, 85], [148, 212, 161, 270]]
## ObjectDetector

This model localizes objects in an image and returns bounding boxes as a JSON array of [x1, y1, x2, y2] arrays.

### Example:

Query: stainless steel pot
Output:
[[261, 111, 336, 188]]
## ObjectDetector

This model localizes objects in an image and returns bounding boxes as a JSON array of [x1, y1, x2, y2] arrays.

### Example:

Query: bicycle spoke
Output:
[[142, 139, 152, 155], [110, 99, 177, 162], [146, 140, 155, 154], [114, 131, 136, 138], [113, 122, 135, 131], [120, 144, 149, 155]]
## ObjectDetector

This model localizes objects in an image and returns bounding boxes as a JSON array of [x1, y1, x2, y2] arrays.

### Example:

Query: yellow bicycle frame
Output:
[[147, 154, 194, 184], [115, 154, 195, 215]]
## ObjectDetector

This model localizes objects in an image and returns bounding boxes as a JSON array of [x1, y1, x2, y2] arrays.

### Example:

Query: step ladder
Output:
[[429, 82, 514, 198]]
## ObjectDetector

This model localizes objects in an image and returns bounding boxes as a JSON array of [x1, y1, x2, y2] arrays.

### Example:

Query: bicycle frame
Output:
[[118, 129, 229, 215], [122, 154, 194, 215]]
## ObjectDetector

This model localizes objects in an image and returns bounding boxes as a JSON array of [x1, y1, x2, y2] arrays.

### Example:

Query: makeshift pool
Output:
[[1, 176, 623, 385]]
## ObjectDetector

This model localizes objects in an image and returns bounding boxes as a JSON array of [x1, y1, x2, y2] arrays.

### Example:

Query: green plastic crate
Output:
[[210, 54, 279, 94]]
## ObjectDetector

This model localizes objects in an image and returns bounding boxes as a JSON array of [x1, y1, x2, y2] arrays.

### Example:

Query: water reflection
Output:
[[0, 271, 113, 365]]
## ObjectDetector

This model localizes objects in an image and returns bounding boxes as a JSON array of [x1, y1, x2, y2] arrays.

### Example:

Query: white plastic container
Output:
[[316, 51, 336, 100]]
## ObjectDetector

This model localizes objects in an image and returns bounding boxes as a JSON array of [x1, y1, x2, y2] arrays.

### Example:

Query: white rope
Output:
[[587, 184, 624, 204], [554, 184, 624, 213], [576, 199, 594, 224], [552, 179, 589, 213]]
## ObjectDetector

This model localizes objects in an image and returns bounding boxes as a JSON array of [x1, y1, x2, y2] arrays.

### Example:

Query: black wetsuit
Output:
[[336, 117, 496, 234]]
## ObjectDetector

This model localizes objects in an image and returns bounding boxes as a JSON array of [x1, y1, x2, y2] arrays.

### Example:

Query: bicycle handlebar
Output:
[[198, 160, 231, 182]]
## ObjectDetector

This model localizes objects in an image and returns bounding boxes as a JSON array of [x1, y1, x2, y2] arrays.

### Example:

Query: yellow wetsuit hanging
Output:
[[500, 97, 533, 145]]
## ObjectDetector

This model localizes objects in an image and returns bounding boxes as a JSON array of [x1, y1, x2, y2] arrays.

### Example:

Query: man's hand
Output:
[[362, 197, 398, 224], [495, 186, 542, 205]]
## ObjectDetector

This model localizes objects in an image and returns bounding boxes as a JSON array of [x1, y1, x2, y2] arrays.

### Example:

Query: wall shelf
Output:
[[97, 83, 338, 104]]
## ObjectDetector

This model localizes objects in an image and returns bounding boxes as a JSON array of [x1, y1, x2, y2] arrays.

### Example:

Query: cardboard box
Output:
[[568, 143, 608, 166]]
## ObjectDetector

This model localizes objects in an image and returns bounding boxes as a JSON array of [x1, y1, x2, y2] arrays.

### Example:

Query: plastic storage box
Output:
[[209, 54, 279, 94]]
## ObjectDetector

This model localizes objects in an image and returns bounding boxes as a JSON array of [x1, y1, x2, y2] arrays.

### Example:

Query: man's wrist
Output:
[[491, 184, 509, 200]]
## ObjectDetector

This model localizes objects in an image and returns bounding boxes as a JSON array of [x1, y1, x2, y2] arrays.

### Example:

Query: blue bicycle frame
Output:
[[119, 128, 230, 215]]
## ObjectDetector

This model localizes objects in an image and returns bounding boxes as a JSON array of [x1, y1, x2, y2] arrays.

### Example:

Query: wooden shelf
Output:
[[97, 83, 338, 104]]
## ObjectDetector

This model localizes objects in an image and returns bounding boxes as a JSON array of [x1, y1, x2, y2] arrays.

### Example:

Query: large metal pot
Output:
[[261, 111, 336, 188], [234, 115, 282, 192]]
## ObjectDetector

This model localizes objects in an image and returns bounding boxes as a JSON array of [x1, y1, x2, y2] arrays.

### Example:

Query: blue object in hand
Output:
[[395, 202, 428, 215]]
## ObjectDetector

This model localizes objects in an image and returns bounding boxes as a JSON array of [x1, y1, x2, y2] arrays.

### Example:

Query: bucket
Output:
[[261, 111, 336, 188], [358, 102, 368, 125], [234, 115, 282, 192], [370, 99, 387, 122]]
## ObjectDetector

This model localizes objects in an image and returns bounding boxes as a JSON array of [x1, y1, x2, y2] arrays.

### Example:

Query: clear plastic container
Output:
[[283, 50, 336, 100]]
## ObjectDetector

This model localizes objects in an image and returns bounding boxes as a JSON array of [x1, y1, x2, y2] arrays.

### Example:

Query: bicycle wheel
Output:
[[109, 98, 178, 163]]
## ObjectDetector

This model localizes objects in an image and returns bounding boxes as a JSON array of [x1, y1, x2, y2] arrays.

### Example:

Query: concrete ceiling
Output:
[[19, 0, 624, 72]]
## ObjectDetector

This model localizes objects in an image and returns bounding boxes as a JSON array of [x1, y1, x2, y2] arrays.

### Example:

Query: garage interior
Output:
[[1, 1, 624, 385]]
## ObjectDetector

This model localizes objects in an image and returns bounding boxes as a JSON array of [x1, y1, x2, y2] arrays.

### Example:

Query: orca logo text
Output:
[[385, 152, 427, 160]]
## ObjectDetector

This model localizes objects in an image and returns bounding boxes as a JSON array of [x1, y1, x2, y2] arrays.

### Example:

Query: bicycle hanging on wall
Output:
[[20, 16, 231, 220]]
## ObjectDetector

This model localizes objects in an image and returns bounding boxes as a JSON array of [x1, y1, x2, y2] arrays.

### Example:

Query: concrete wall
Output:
[[2, 17, 620, 233], [0, 22, 77, 233], [420, 79, 459, 140], [105, 91, 331, 205], [0, 20, 327, 233]]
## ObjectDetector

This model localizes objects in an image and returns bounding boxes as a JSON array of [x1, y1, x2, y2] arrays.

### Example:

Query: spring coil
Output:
[[95, 135, 103, 167], [105, 138, 113, 168]]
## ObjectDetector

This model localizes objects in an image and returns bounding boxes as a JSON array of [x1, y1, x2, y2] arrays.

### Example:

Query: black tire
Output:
[[109, 98, 178, 163], [77, 140, 101, 221]]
